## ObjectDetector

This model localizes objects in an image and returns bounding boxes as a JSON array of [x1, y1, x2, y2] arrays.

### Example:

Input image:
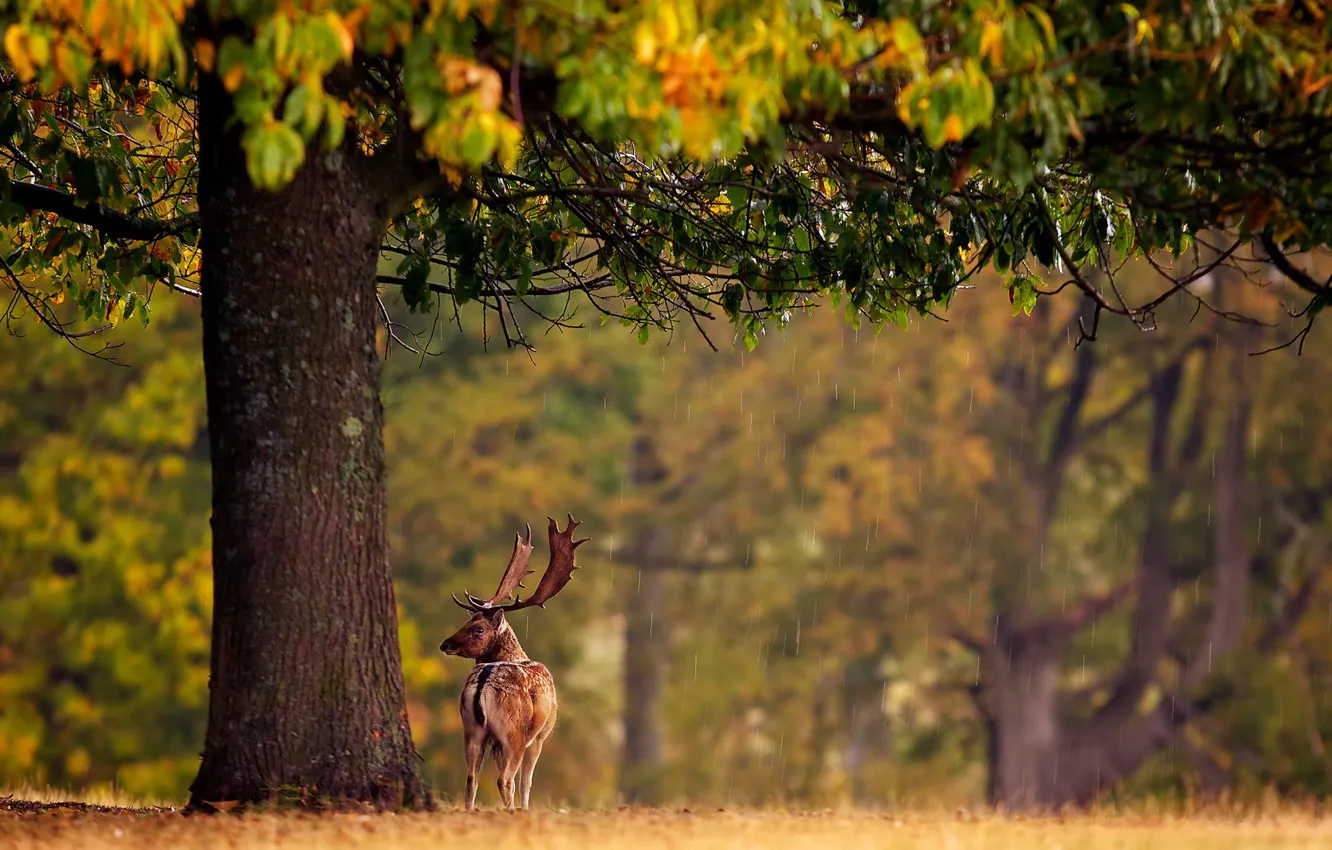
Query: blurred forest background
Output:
[[4, 246, 1332, 809]]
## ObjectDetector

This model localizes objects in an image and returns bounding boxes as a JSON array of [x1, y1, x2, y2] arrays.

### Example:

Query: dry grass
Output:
[[0, 788, 1326, 850], [3, 790, 1331, 849], [0, 783, 172, 809]]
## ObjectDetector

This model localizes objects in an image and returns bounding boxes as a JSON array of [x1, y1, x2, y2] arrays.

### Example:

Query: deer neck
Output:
[[478, 621, 529, 664]]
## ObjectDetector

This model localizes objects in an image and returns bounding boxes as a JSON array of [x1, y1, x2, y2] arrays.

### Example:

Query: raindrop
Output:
[[649, 611, 654, 636]]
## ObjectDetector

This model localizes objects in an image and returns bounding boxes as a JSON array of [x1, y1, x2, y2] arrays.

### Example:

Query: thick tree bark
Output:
[[188, 76, 425, 809]]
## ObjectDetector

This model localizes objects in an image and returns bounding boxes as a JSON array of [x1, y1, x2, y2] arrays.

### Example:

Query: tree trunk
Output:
[[620, 562, 668, 805], [619, 435, 670, 805], [188, 76, 425, 809], [986, 637, 1063, 810]]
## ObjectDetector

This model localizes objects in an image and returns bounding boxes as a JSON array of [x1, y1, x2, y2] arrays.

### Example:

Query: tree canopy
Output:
[[3, 1, 1332, 347]]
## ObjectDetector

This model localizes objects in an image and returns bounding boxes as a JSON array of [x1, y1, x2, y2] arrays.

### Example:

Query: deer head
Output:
[[439, 514, 589, 658]]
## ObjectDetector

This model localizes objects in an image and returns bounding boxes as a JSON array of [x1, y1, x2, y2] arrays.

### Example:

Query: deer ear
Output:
[[485, 608, 507, 628]]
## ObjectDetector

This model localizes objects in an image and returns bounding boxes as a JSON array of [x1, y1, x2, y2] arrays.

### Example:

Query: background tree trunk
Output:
[[621, 561, 668, 805], [986, 637, 1063, 810], [188, 76, 425, 809], [619, 436, 671, 805]]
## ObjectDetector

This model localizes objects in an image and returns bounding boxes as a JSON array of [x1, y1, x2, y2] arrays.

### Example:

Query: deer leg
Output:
[[463, 731, 487, 811], [494, 742, 521, 811], [518, 737, 546, 810]]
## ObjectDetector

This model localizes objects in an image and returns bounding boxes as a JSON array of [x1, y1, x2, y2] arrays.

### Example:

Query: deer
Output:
[[438, 514, 589, 811]]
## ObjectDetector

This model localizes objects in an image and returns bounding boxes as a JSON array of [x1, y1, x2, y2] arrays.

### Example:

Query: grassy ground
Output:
[[2, 790, 1330, 849]]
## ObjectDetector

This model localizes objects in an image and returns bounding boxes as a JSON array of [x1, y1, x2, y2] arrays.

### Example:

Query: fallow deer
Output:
[[438, 514, 589, 811]]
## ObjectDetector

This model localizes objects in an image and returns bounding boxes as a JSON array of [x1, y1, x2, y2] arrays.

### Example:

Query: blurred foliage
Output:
[[8, 248, 1332, 806]]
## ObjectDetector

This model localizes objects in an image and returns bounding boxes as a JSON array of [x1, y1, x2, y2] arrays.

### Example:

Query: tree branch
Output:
[[3, 179, 197, 241], [1260, 234, 1331, 297]]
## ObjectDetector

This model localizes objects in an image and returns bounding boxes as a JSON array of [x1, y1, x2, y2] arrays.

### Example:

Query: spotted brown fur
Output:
[[439, 515, 589, 811]]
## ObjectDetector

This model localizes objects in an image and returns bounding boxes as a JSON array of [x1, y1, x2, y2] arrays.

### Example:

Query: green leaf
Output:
[[401, 254, 431, 311], [67, 154, 102, 201], [242, 122, 305, 191], [459, 121, 494, 166], [743, 317, 761, 352], [722, 282, 744, 319], [515, 255, 533, 296]]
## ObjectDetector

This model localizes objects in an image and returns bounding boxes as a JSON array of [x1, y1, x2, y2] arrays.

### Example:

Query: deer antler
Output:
[[452, 524, 535, 613], [452, 516, 588, 614], [505, 514, 589, 612]]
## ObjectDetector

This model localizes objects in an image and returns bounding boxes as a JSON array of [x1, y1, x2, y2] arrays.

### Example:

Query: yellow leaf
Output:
[[326, 12, 355, 60], [53, 39, 77, 85], [4, 25, 34, 81], [1134, 18, 1153, 45], [222, 63, 244, 92], [634, 22, 657, 63], [979, 21, 1003, 65], [942, 113, 964, 143], [195, 38, 216, 73], [656, 4, 680, 46]]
